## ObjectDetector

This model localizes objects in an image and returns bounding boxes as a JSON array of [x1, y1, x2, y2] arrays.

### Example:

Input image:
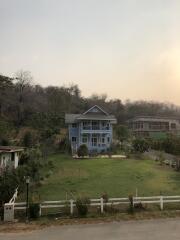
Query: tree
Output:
[[23, 131, 33, 147], [116, 125, 129, 143], [14, 70, 33, 125], [0, 75, 13, 117], [0, 168, 26, 219]]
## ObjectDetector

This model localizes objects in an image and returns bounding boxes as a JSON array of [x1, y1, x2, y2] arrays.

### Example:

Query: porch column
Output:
[[90, 133, 92, 149]]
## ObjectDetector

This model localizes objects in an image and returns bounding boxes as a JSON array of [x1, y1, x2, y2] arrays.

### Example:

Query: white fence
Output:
[[13, 195, 180, 216]]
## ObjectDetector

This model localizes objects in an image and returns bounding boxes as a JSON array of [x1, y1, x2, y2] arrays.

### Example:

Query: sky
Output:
[[1, 0, 180, 104]]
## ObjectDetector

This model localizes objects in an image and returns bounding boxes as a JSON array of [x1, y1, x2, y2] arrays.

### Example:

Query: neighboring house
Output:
[[65, 105, 117, 154], [127, 116, 180, 138], [0, 146, 24, 170]]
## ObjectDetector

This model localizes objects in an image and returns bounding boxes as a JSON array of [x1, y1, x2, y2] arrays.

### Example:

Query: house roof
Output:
[[0, 146, 24, 153], [83, 105, 109, 116], [127, 116, 180, 123], [65, 105, 117, 124]]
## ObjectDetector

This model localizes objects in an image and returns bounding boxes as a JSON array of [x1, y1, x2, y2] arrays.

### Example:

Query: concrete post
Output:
[[160, 196, 163, 210], [100, 198, 104, 213], [4, 203, 14, 222], [70, 199, 74, 215], [39, 204, 42, 217]]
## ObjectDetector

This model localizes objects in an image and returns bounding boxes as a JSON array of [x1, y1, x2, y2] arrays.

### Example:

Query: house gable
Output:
[[83, 105, 109, 116]]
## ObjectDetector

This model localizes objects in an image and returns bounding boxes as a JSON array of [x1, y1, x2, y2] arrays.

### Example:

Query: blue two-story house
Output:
[[65, 105, 117, 154]]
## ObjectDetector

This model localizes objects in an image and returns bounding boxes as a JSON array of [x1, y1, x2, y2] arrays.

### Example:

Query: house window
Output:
[[92, 121, 100, 130], [82, 134, 88, 143], [83, 121, 91, 130], [101, 121, 109, 130], [72, 123, 77, 128], [107, 137, 110, 143], [101, 137, 105, 143], [92, 134, 98, 146], [171, 123, 176, 129], [72, 137, 77, 142]]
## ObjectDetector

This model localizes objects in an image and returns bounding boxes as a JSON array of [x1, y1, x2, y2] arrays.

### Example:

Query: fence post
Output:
[[39, 204, 42, 217], [70, 199, 74, 215], [160, 196, 163, 210], [100, 198, 104, 213]]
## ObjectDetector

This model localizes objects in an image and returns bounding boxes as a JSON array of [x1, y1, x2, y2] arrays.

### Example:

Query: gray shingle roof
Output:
[[65, 105, 117, 124], [65, 113, 117, 124]]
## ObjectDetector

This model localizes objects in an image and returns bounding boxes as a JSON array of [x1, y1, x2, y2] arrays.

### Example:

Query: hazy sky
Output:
[[1, 0, 180, 104]]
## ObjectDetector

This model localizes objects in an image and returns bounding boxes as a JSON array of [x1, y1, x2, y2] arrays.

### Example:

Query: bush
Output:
[[128, 194, 134, 214], [76, 197, 90, 217], [101, 192, 108, 203], [77, 144, 88, 157], [132, 138, 149, 153], [157, 152, 165, 165], [29, 203, 40, 219], [89, 149, 98, 157], [19, 151, 30, 165], [109, 142, 120, 154]]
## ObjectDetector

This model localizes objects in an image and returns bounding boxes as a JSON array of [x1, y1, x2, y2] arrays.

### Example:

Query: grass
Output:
[[31, 154, 180, 200]]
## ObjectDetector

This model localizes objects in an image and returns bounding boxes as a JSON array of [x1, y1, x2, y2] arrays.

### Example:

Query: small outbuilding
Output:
[[0, 146, 24, 170]]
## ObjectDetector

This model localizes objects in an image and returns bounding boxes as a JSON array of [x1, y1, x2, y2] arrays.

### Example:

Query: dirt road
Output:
[[1, 218, 180, 240]]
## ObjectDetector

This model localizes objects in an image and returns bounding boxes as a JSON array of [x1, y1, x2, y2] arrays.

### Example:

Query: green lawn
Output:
[[34, 154, 180, 200]]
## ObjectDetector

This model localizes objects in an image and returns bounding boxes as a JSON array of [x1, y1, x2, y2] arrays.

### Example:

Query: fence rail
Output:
[[13, 195, 180, 216]]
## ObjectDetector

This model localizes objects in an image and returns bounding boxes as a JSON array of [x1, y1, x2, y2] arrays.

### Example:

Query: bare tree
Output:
[[14, 70, 33, 125]]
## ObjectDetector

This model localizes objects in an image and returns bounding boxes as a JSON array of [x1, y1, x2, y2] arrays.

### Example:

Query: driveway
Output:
[[0, 218, 180, 240]]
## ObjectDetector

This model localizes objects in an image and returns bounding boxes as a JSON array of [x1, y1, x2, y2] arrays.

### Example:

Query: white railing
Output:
[[13, 195, 180, 216]]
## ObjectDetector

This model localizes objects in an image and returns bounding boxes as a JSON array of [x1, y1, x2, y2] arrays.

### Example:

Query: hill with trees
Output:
[[1, 70, 180, 148]]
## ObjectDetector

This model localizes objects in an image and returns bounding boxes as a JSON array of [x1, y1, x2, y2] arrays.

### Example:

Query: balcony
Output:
[[81, 127, 111, 133]]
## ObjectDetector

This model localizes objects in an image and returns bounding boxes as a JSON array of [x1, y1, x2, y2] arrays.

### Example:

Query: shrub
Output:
[[76, 197, 90, 217], [77, 144, 88, 157], [157, 152, 165, 165], [19, 151, 30, 165], [89, 149, 98, 157], [48, 160, 54, 169], [132, 138, 149, 153], [29, 203, 40, 219], [128, 194, 134, 214], [109, 142, 120, 154], [101, 192, 108, 203]]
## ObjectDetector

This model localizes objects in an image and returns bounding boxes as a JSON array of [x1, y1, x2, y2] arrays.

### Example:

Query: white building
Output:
[[0, 146, 24, 170]]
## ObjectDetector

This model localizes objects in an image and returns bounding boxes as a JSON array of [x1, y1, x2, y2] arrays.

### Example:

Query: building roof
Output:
[[82, 105, 109, 116], [127, 116, 180, 123], [65, 105, 117, 124], [0, 146, 24, 153]]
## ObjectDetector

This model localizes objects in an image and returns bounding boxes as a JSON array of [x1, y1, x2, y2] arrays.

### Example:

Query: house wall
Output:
[[0, 153, 12, 168], [69, 120, 113, 153], [0, 152, 19, 169], [14, 152, 19, 168], [129, 118, 180, 134]]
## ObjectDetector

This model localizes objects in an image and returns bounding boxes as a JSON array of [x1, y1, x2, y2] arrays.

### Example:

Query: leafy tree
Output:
[[23, 131, 33, 147], [116, 125, 129, 143]]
